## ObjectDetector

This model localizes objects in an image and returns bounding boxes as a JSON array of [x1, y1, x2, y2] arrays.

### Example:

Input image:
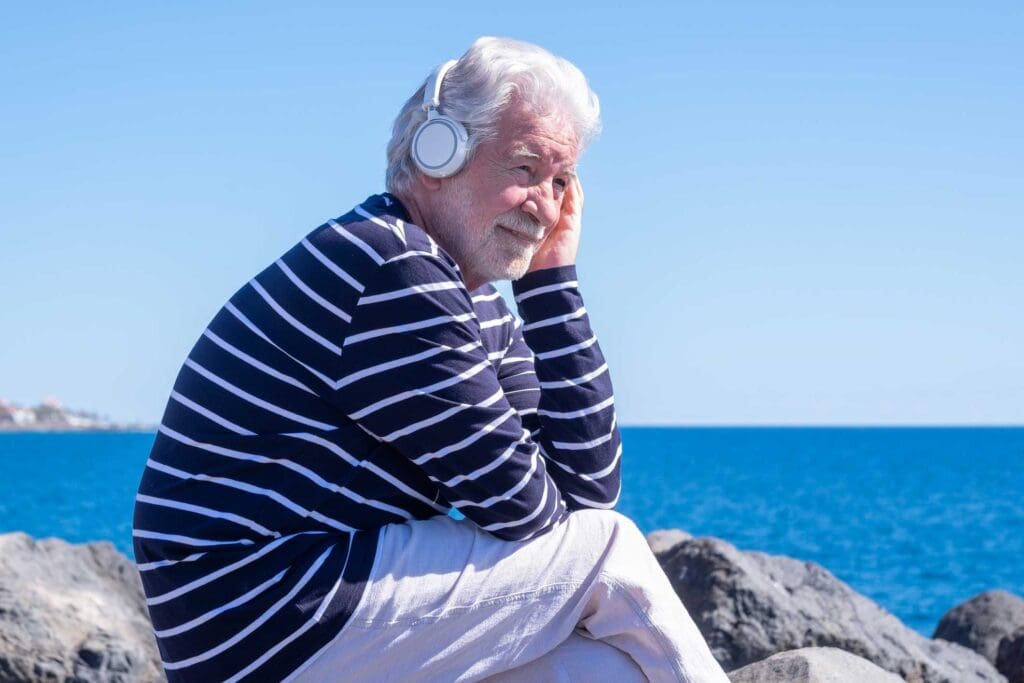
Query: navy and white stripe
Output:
[[133, 193, 621, 681]]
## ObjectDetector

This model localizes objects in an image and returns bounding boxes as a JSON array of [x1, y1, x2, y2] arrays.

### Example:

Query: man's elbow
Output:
[[479, 500, 569, 542], [565, 483, 621, 511]]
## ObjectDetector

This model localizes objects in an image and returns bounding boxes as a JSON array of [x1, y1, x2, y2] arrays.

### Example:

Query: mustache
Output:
[[494, 212, 544, 240]]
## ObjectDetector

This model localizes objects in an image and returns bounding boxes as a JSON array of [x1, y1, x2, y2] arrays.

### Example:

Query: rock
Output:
[[0, 532, 164, 682], [727, 647, 903, 683], [646, 528, 692, 555], [996, 627, 1024, 683], [934, 590, 1024, 666], [657, 535, 1005, 683]]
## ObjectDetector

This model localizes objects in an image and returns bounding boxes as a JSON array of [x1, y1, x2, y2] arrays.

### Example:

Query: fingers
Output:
[[563, 175, 583, 216]]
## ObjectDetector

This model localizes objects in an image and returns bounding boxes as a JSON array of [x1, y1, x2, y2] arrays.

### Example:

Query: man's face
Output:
[[427, 98, 579, 288]]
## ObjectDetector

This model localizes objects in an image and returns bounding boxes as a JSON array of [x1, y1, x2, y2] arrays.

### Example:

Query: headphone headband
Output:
[[422, 59, 459, 115]]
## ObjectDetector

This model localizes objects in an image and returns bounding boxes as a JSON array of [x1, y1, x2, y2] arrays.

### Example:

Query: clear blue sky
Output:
[[1, 2, 1021, 425]]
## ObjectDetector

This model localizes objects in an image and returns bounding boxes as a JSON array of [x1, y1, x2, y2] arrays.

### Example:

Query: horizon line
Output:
[[3, 423, 1024, 435]]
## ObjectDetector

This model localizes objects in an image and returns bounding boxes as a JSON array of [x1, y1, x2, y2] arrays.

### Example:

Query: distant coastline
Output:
[[0, 424, 155, 433], [0, 396, 153, 433]]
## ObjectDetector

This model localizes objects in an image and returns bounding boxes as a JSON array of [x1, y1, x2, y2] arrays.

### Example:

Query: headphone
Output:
[[411, 59, 469, 178]]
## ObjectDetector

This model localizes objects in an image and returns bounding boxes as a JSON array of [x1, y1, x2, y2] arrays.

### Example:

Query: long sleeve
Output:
[[327, 252, 569, 541], [505, 266, 622, 510]]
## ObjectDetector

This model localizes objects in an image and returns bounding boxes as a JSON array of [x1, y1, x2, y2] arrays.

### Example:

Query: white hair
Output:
[[385, 36, 601, 196]]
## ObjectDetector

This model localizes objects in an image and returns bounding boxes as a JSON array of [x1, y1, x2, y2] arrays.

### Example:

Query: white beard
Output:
[[429, 182, 540, 286]]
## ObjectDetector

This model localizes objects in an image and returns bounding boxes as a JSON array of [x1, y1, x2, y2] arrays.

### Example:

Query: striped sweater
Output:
[[132, 193, 622, 681]]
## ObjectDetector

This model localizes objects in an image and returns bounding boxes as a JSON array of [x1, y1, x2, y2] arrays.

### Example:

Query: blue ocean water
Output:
[[1, 428, 1021, 635]]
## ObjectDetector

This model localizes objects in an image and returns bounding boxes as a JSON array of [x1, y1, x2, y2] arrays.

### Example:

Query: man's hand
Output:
[[526, 175, 583, 273]]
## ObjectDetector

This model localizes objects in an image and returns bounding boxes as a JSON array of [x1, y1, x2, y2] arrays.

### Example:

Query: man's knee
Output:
[[570, 508, 645, 543], [565, 509, 653, 568]]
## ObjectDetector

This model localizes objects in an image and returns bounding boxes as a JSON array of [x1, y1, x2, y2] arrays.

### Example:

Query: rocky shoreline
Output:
[[649, 530, 1021, 682], [1, 530, 1021, 682]]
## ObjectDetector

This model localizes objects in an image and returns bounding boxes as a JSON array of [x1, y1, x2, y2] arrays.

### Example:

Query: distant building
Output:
[[11, 407, 37, 426]]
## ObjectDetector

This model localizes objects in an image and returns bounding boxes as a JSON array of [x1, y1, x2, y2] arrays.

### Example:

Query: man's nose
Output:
[[521, 183, 561, 229]]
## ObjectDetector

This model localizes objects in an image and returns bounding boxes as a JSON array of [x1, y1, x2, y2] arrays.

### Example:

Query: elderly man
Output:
[[132, 37, 728, 682]]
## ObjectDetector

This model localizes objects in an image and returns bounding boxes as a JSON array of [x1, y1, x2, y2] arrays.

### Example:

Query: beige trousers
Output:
[[288, 509, 728, 682]]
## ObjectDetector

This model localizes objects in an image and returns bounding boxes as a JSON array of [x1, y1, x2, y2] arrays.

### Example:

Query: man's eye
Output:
[[553, 178, 568, 190], [516, 165, 532, 174]]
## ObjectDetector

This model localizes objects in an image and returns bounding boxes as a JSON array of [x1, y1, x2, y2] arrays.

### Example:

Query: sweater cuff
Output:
[[511, 265, 581, 321], [512, 265, 578, 292]]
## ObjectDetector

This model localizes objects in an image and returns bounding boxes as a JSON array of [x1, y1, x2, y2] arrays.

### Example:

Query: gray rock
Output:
[[934, 591, 1024, 665], [728, 647, 903, 683], [646, 528, 692, 555], [657, 534, 1005, 683], [997, 627, 1024, 683], [0, 532, 164, 682]]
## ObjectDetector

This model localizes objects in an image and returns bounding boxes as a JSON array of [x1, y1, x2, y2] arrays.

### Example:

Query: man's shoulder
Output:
[[325, 194, 448, 264], [299, 193, 458, 289]]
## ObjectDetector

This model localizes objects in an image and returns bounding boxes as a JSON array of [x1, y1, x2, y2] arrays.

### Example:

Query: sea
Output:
[[1, 427, 1021, 636]]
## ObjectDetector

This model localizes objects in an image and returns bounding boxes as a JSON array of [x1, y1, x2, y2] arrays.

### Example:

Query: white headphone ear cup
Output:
[[412, 116, 469, 178]]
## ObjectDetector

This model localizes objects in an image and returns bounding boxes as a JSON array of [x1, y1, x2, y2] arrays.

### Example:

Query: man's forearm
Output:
[[509, 265, 622, 510]]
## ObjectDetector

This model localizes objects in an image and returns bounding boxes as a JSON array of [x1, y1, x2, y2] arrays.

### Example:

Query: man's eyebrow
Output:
[[508, 145, 541, 160]]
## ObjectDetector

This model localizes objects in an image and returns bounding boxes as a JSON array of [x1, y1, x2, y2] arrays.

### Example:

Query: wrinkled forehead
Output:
[[495, 102, 580, 171]]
